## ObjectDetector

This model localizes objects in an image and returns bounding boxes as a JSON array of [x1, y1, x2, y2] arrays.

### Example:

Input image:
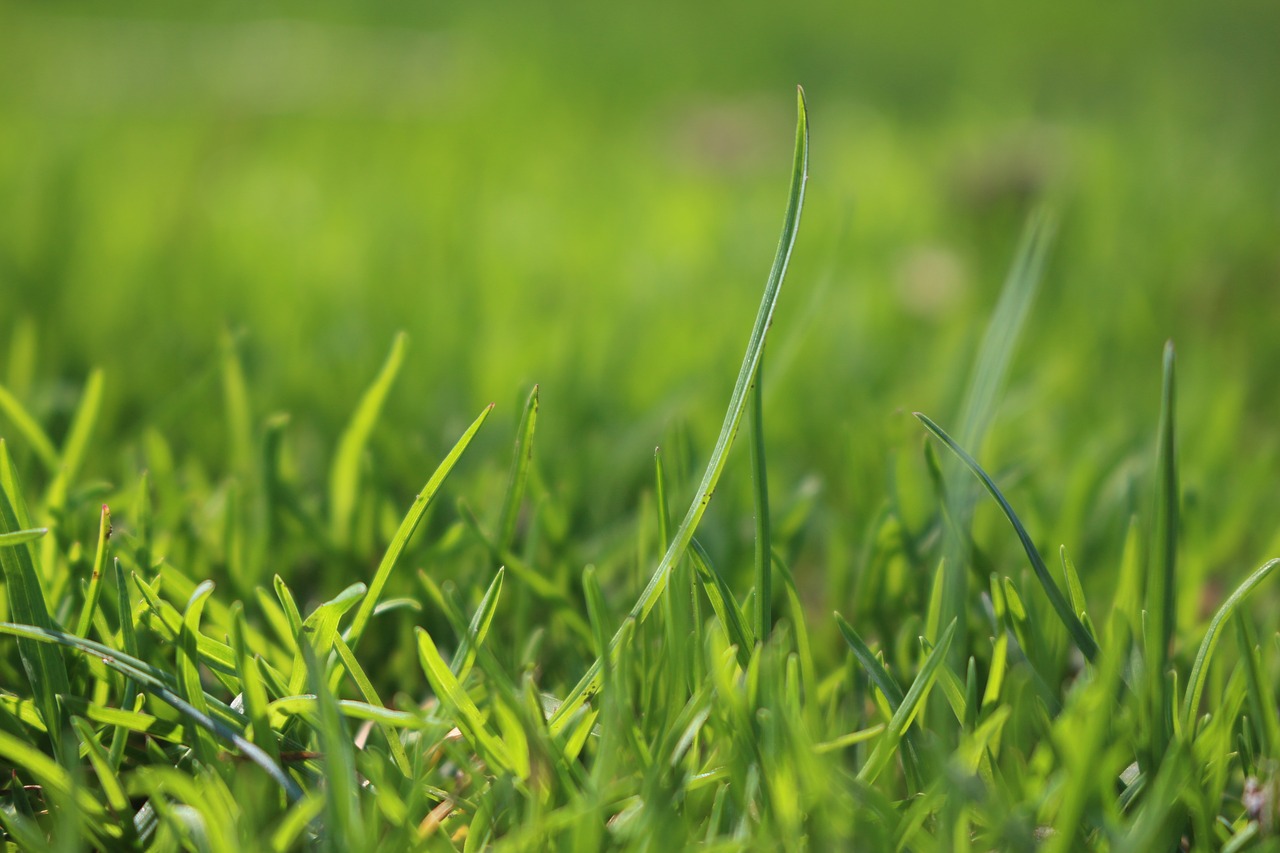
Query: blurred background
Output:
[[2, 0, 1278, 619]]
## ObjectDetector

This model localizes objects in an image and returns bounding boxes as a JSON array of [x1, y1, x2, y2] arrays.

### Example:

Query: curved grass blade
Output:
[[914, 413, 1099, 662], [415, 626, 514, 774], [0, 621, 303, 802], [549, 87, 809, 733], [345, 402, 494, 653], [0, 527, 47, 547], [1181, 558, 1280, 731], [178, 581, 219, 767], [329, 331, 407, 548], [43, 367, 104, 513]]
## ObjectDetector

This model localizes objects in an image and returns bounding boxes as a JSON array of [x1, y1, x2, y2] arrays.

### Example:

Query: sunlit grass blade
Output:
[[330, 634, 412, 776], [549, 86, 809, 734], [415, 626, 514, 775], [914, 412, 1099, 662], [0, 526, 47, 547], [345, 402, 494, 652], [1147, 341, 1178, 759], [70, 715, 132, 816], [329, 331, 407, 549], [1181, 557, 1279, 732], [74, 504, 111, 637], [497, 385, 538, 550]]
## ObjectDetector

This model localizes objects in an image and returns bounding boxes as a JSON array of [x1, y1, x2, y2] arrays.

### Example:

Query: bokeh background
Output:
[[3, 1, 1279, 615]]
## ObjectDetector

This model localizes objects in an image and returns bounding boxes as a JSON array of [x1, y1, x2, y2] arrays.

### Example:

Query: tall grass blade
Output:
[[549, 87, 809, 733], [914, 413, 1099, 662], [749, 353, 772, 640], [329, 331, 407, 548]]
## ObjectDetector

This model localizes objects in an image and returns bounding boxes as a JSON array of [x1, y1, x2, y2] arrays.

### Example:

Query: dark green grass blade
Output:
[[497, 385, 539, 551], [914, 413, 1099, 662], [857, 619, 957, 785], [0, 442, 71, 743], [329, 331, 406, 549], [1147, 342, 1178, 758], [0, 620, 303, 802], [1182, 558, 1280, 731], [549, 87, 809, 734], [345, 402, 494, 653]]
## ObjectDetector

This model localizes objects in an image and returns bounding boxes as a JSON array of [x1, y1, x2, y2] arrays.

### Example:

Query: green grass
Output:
[[3, 1, 1280, 849], [2, 90, 1280, 851]]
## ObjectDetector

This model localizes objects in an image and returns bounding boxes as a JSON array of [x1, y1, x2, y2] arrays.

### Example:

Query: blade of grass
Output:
[[1181, 558, 1280, 732], [0, 441, 71, 746], [549, 87, 809, 734], [497, 385, 539, 551], [749, 352, 772, 640], [329, 331, 407, 549], [74, 504, 111, 637], [914, 413, 1099, 662], [345, 402, 494, 653], [415, 626, 514, 774]]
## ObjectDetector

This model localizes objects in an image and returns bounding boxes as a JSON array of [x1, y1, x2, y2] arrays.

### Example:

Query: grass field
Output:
[[2, 1, 1280, 849]]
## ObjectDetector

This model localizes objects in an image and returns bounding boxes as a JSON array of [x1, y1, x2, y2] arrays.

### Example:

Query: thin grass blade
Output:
[[914, 413, 1099, 662], [549, 87, 809, 733]]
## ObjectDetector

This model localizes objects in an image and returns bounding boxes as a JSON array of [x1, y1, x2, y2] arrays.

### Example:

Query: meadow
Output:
[[2, 1, 1280, 849]]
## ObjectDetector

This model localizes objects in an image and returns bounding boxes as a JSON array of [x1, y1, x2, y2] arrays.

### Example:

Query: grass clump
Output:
[[1, 90, 1279, 853]]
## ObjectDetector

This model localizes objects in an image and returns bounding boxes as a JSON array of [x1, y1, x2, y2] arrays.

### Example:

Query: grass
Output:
[[2, 1, 1280, 848], [1, 86, 1279, 851]]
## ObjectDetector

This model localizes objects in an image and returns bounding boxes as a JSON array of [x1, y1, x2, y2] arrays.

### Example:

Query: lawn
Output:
[[2, 1, 1279, 849]]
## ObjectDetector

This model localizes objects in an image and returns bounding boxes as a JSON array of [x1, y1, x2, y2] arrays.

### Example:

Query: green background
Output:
[[3, 0, 1278, 608]]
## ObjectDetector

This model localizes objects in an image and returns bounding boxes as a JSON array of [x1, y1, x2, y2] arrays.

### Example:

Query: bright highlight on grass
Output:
[[0, 91, 1278, 852]]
